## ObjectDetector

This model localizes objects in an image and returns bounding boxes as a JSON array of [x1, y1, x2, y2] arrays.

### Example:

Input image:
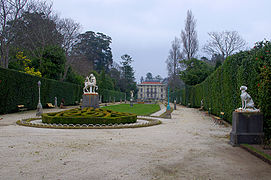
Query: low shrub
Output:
[[42, 107, 137, 125]]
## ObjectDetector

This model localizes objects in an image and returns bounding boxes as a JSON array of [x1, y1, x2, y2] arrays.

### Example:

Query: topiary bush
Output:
[[42, 107, 137, 125]]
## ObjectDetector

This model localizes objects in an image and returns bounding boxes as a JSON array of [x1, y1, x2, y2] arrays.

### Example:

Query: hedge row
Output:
[[0, 67, 82, 114], [99, 89, 126, 103], [42, 107, 137, 125], [170, 40, 271, 139]]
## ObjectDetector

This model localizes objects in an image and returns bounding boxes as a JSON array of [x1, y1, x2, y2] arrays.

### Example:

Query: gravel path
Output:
[[1, 105, 271, 179]]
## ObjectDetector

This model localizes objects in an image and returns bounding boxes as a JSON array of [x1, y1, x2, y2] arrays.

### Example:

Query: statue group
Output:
[[82, 74, 99, 109], [83, 74, 98, 94]]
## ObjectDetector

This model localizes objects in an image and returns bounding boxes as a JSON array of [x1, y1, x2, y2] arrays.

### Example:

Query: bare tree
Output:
[[57, 18, 81, 55], [203, 31, 246, 60], [181, 10, 198, 60], [166, 37, 184, 89], [26, 0, 54, 19], [0, 0, 28, 68], [166, 37, 183, 77], [57, 18, 81, 81], [9, 0, 61, 63]]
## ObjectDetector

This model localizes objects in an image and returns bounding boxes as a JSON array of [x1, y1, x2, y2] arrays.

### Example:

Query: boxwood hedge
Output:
[[170, 40, 271, 139], [0, 67, 82, 114], [42, 107, 137, 125]]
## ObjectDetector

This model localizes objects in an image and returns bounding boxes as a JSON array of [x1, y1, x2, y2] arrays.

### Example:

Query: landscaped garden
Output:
[[101, 103, 160, 116]]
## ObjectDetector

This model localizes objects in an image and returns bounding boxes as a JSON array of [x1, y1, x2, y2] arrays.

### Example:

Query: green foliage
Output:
[[72, 31, 113, 72], [9, 51, 42, 77], [101, 104, 160, 116], [120, 54, 137, 98], [38, 46, 66, 80], [9, 12, 63, 59], [41, 107, 137, 125], [171, 40, 271, 139], [179, 58, 214, 86], [65, 66, 84, 85], [99, 89, 125, 103], [0, 67, 82, 114]]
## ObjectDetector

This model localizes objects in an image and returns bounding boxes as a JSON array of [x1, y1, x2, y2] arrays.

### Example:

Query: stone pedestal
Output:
[[130, 99, 133, 107], [82, 93, 99, 109], [230, 111, 264, 146]]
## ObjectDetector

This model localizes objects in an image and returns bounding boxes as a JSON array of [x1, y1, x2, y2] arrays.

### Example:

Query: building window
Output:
[[141, 88, 142, 92], [161, 88, 163, 92], [161, 94, 163, 98]]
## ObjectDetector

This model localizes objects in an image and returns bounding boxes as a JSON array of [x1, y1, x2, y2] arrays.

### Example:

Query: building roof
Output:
[[139, 82, 164, 85]]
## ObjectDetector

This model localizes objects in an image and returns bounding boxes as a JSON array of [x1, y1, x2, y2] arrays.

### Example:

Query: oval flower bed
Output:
[[41, 107, 137, 125]]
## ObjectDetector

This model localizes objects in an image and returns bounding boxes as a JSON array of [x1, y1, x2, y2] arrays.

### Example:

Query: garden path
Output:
[[0, 105, 271, 179]]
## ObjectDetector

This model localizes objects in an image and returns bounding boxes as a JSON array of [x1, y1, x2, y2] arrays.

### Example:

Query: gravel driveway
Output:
[[1, 105, 271, 180]]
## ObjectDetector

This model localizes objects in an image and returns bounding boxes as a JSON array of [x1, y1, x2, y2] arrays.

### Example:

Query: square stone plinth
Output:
[[82, 94, 100, 109], [230, 111, 264, 146]]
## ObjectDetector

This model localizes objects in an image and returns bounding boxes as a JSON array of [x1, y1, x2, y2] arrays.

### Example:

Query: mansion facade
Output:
[[137, 81, 166, 101]]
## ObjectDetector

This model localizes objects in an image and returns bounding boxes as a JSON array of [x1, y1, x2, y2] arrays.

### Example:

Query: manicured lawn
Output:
[[101, 103, 160, 116]]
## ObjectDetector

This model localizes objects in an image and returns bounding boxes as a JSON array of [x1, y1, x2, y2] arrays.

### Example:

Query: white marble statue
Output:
[[83, 74, 98, 94], [238, 86, 259, 112], [130, 91, 134, 99]]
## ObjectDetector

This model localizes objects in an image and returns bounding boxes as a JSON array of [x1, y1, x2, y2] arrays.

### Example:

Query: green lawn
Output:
[[101, 103, 160, 116]]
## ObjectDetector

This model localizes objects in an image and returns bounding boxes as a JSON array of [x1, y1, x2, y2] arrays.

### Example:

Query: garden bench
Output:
[[17, 105, 27, 111], [46, 103, 55, 108], [213, 116, 222, 124]]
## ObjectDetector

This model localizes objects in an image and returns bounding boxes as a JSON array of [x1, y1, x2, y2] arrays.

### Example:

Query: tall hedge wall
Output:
[[0, 67, 82, 114], [170, 41, 271, 139]]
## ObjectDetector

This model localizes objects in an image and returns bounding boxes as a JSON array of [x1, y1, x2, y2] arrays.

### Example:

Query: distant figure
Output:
[[54, 97, 58, 108], [60, 98, 65, 109]]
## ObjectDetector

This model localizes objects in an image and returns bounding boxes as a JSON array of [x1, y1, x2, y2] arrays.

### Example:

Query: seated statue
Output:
[[238, 86, 259, 112]]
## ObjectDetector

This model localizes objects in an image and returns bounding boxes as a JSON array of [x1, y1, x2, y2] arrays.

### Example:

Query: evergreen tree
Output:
[[120, 54, 136, 98]]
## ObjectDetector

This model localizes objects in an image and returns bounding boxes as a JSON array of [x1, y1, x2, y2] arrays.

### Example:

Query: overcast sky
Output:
[[53, 0, 271, 82]]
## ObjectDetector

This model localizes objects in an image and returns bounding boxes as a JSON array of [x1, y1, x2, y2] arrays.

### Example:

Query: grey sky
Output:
[[53, 0, 271, 82]]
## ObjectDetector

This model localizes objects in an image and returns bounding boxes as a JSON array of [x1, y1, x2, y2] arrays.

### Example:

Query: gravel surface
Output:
[[1, 105, 271, 180]]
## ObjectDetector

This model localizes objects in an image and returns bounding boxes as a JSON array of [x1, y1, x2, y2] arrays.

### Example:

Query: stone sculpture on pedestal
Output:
[[130, 90, 134, 107], [230, 86, 263, 146], [81, 74, 99, 109], [237, 86, 259, 112]]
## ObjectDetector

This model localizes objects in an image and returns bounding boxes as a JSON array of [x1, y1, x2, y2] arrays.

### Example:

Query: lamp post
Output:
[[36, 81, 43, 116], [167, 86, 170, 110]]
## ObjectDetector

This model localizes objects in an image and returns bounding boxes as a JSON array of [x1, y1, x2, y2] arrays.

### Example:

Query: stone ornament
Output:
[[83, 74, 98, 94], [130, 90, 134, 99], [237, 86, 260, 112]]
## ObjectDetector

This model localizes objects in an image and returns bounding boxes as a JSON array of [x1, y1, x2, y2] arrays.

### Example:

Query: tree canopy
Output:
[[179, 58, 214, 86], [72, 31, 113, 73]]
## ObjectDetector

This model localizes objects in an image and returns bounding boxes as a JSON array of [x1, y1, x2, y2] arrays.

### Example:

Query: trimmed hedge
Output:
[[0, 67, 82, 114], [99, 89, 125, 103], [170, 40, 271, 139], [41, 107, 137, 125]]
